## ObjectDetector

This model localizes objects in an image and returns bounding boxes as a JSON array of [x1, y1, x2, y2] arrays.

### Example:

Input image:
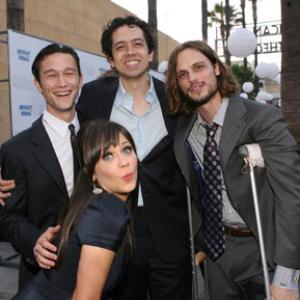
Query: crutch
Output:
[[238, 144, 271, 300], [186, 186, 201, 300]]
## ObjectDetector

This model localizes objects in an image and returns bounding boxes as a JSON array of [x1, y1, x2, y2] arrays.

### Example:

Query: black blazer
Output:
[[174, 95, 300, 269], [0, 117, 69, 287], [77, 76, 189, 262]]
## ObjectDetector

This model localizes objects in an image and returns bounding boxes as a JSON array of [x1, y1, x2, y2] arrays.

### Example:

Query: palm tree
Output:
[[208, 1, 242, 65], [224, 0, 231, 65], [148, 0, 158, 70], [281, 0, 300, 144], [202, 0, 208, 42], [240, 0, 246, 26]]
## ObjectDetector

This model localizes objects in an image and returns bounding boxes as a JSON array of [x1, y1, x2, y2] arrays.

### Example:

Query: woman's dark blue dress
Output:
[[13, 193, 131, 300]]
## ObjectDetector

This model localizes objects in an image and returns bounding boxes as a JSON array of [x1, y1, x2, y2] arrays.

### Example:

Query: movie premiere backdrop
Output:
[[8, 30, 111, 136]]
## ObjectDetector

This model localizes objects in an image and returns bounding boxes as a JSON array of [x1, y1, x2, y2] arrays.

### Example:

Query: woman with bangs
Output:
[[14, 119, 138, 300]]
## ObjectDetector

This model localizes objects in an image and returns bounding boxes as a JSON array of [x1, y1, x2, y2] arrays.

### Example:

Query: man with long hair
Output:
[[166, 40, 300, 300]]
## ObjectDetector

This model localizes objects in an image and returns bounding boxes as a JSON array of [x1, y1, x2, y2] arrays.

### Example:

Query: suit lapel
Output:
[[175, 113, 201, 208], [96, 78, 119, 120], [31, 117, 69, 198], [153, 78, 176, 136], [175, 113, 197, 176], [219, 95, 247, 168], [175, 97, 246, 210]]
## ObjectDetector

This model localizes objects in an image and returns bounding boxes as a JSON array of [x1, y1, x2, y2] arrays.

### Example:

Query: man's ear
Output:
[[108, 57, 115, 69], [79, 74, 84, 88], [34, 79, 43, 94], [214, 64, 220, 76], [149, 51, 154, 63]]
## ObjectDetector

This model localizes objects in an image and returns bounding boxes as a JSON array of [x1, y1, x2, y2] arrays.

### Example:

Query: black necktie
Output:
[[68, 124, 80, 183], [202, 123, 225, 261]]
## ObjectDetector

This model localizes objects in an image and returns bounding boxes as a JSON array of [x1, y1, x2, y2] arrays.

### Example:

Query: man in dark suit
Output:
[[165, 40, 300, 300], [0, 43, 83, 288], [76, 16, 191, 300]]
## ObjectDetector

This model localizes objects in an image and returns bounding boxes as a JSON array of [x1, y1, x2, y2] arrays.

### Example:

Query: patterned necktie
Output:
[[202, 123, 225, 261], [68, 124, 80, 183]]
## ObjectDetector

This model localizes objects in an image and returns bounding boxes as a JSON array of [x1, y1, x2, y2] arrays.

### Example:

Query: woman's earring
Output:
[[93, 184, 103, 195]]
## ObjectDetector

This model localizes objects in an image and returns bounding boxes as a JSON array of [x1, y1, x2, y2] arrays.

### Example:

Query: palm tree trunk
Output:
[[224, 0, 231, 65], [148, 0, 158, 70], [202, 0, 208, 42], [281, 0, 300, 144]]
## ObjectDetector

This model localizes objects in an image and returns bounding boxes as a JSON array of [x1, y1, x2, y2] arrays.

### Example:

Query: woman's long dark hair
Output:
[[57, 119, 136, 259]]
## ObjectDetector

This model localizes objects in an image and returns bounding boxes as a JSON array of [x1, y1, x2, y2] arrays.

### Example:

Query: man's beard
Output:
[[184, 85, 218, 110]]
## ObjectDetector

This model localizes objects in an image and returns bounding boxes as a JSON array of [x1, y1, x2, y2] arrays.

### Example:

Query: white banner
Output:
[[8, 30, 110, 135]]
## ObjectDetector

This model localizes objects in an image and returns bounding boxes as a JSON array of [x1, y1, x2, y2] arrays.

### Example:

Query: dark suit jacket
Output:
[[77, 76, 189, 262], [0, 117, 69, 287], [174, 95, 300, 269]]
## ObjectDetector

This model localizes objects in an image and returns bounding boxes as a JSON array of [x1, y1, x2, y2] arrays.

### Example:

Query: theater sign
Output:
[[256, 22, 281, 54], [215, 21, 281, 57]]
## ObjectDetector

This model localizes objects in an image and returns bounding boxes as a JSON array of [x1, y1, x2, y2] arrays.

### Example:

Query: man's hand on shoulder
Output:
[[34, 225, 61, 269]]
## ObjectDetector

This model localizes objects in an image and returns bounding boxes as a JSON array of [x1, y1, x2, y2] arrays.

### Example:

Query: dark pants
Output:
[[206, 234, 271, 300], [114, 208, 191, 300]]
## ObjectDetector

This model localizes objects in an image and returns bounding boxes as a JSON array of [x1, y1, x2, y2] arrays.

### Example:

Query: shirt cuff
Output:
[[272, 265, 300, 290]]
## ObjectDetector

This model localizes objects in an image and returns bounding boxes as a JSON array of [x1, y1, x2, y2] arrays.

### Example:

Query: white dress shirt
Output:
[[42, 110, 80, 197]]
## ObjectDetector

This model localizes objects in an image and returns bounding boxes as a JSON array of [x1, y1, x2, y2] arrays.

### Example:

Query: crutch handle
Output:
[[238, 144, 265, 168], [238, 145, 249, 158]]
